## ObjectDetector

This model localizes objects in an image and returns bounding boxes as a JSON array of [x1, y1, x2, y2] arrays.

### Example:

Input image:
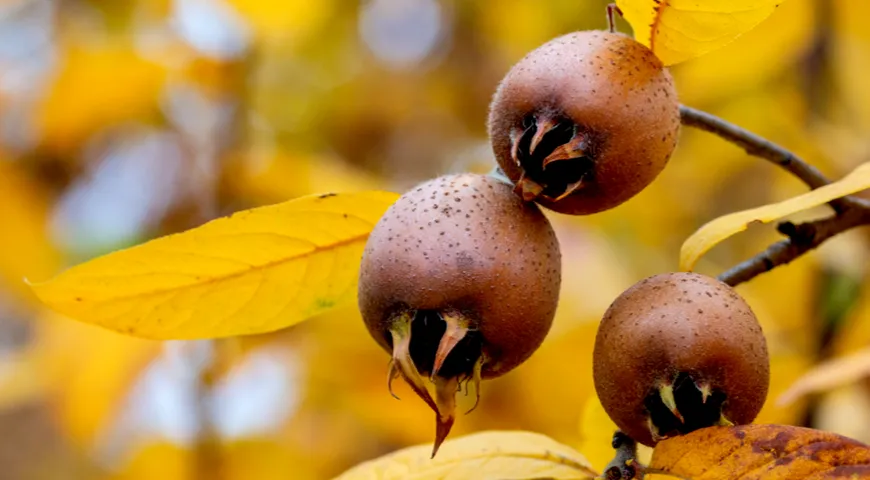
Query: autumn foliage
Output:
[[3, 0, 870, 479]]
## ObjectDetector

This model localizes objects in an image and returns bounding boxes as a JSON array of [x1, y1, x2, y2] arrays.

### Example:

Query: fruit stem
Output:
[[486, 166, 515, 187], [601, 431, 640, 480], [605, 4, 623, 34]]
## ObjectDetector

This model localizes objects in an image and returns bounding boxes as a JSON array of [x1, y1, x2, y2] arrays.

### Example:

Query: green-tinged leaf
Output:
[[29, 191, 399, 340], [616, 0, 785, 66], [680, 162, 870, 272]]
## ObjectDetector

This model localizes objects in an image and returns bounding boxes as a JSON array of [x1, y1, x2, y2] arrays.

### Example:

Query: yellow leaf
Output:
[[679, 161, 870, 272], [777, 347, 870, 407], [332, 430, 597, 480], [650, 424, 870, 478], [616, 0, 785, 66], [29, 191, 399, 340], [671, 0, 814, 104]]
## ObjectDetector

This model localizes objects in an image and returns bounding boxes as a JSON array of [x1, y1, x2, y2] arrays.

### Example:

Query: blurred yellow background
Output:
[[1, 0, 870, 478]]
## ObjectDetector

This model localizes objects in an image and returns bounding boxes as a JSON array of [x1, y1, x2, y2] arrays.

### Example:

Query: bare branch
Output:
[[679, 105, 870, 286], [679, 105, 868, 213], [718, 207, 870, 287]]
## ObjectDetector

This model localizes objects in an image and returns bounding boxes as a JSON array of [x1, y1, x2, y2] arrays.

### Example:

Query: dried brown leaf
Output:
[[650, 424, 870, 479]]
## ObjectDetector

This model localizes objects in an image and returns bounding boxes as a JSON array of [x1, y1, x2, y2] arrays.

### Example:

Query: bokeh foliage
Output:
[[1, 0, 870, 478]]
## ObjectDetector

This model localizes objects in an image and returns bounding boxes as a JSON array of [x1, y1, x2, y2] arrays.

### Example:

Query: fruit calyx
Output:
[[511, 113, 595, 202], [386, 308, 484, 457], [644, 371, 731, 442]]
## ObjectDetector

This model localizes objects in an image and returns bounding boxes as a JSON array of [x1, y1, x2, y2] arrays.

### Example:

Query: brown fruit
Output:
[[487, 30, 681, 215], [358, 172, 561, 456], [592, 272, 770, 447]]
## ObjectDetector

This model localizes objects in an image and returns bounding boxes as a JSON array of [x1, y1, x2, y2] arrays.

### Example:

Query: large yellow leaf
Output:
[[650, 424, 870, 478], [332, 430, 597, 480], [616, 0, 785, 66], [680, 161, 870, 272], [671, 0, 814, 104], [29, 191, 399, 340]]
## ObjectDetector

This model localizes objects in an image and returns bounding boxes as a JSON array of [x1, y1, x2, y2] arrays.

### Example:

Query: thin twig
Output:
[[717, 206, 870, 287], [679, 105, 866, 213], [680, 104, 870, 286]]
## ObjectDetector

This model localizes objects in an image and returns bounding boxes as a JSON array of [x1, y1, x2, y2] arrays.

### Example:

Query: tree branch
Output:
[[679, 105, 870, 286], [717, 206, 870, 287], [678, 105, 866, 213]]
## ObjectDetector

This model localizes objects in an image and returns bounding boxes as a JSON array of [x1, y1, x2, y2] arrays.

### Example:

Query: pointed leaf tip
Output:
[[30, 190, 400, 340]]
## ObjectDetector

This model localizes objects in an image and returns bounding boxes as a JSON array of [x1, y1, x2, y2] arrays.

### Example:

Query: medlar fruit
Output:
[[358, 173, 561, 456], [487, 30, 681, 215], [592, 272, 770, 447]]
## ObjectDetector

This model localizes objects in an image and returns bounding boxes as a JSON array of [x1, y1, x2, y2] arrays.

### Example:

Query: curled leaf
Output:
[[30, 191, 399, 340], [650, 423, 870, 479], [616, 0, 785, 66], [680, 162, 870, 272], [332, 430, 597, 480], [778, 347, 870, 407]]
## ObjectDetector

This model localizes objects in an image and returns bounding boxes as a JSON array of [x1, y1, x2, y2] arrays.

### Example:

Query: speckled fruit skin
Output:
[[488, 30, 680, 215], [358, 173, 562, 377], [592, 272, 770, 447]]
